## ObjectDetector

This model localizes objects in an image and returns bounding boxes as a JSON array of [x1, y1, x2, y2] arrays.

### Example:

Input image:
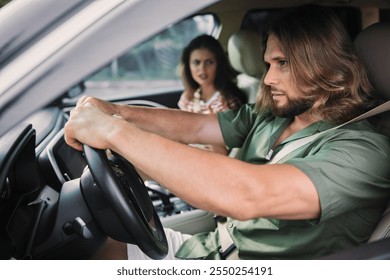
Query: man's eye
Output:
[[279, 60, 288, 66]]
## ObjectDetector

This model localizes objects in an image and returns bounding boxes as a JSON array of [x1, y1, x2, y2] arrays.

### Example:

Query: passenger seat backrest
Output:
[[227, 30, 264, 103], [354, 22, 390, 242], [354, 22, 390, 139]]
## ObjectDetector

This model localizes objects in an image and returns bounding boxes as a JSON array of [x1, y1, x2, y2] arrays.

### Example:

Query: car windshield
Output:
[[83, 14, 219, 100]]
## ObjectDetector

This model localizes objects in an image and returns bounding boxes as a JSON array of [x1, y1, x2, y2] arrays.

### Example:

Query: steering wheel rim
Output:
[[82, 145, 168, 259]]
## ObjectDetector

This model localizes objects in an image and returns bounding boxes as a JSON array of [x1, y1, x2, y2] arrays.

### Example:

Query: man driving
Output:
[[64, 5, 390, 259]]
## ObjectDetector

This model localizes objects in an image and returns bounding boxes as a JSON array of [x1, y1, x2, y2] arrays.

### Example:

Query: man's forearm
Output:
[[117, 104, 224, 145]]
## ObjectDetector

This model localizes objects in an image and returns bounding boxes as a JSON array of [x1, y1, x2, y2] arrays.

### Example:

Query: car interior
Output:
[[228, 29, 264, 103], [1, 0, 390, 260]]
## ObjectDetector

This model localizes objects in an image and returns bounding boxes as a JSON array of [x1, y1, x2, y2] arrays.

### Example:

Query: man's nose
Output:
[[263, 67, 278, 85]]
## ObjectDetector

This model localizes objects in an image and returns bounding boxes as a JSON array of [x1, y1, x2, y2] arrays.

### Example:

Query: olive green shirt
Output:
[[175, 104, 390, 259]]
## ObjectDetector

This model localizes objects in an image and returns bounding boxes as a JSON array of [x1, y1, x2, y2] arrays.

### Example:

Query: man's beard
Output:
[[271, 95, 315, 118]]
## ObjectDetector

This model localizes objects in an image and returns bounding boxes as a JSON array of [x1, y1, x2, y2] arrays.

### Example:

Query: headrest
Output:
[[354, 22, 390, 100], [227, 30, 264, 78]]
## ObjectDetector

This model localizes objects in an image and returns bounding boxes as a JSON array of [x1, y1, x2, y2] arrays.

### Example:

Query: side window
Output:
[[86, 14, 220, 98]]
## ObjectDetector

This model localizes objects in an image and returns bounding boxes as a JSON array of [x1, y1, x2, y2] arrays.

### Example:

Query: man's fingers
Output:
[[64, 133, 83, 151], [76, 95, 89, 106]]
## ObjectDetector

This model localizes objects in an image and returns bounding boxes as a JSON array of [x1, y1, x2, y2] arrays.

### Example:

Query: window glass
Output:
[[86, 14, 219, 95]]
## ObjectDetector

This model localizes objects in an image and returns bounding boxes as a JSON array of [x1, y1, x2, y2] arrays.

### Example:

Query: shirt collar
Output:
[[273, 118, 337, 146]]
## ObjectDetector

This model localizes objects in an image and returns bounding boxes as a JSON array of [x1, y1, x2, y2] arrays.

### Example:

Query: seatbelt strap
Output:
[[268, 100, 390, 164]]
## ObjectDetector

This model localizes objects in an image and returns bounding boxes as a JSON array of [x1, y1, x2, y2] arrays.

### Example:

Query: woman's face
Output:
[[189, 48, 217, 87]]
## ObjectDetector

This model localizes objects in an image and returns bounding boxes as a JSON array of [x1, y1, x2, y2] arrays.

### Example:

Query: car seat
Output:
[[227, 30, 264, 103], [354, 22, 390, 242]]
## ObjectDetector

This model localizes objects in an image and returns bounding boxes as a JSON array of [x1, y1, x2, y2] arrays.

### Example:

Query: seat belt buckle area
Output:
[[216, 218, 240, 260], [219, 243, 237, 260]]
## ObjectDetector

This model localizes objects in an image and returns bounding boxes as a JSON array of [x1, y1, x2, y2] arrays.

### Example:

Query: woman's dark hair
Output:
[[256, 5, 375, 124], [181, 34, 247, 104]]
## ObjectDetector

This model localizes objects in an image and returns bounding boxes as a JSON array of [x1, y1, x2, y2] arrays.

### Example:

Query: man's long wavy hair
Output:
[[256, 5, 375, 124]]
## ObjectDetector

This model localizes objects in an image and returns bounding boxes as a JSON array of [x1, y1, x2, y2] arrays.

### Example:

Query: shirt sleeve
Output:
[[286, 130, 390, 222], [217, 104, 258, 149]]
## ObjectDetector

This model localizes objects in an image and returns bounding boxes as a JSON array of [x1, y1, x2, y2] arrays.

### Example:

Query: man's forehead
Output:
[[264, 34, 285, 61]]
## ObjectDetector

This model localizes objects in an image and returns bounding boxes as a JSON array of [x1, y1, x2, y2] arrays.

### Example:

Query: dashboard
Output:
[[39, 129, 86, 191], [35, 107, 195, 217], [0, 104, 199, 259], [40, 127, 194, 217]]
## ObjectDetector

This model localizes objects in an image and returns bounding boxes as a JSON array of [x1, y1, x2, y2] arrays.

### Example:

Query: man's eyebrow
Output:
[[269, 55, 286, 62], [264, 55, 287, 64]]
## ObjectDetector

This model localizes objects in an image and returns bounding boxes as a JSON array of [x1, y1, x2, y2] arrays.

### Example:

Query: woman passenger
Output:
[[178, 35, 247, 154]]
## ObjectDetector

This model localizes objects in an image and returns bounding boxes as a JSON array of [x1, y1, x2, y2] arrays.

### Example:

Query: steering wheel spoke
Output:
[[80, 145, 168, 259]]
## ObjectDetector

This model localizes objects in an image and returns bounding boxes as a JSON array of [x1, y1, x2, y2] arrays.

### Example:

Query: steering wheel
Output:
[[81, 145, 168, 259]]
